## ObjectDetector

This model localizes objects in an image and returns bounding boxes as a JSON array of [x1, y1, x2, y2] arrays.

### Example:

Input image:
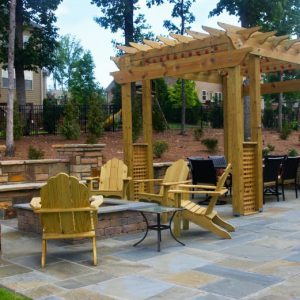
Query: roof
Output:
[[111, 22, 300, 84]]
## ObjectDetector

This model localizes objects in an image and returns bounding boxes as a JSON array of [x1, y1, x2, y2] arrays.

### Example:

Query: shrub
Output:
[[132, 95, 142, 142], [28, 146, 44, 159], [201, 138, 218, 152], [43, 98, 63, 134], [193, 127, 203, 141], [152, 100, 167, 132], [266, 143, 275, 152], [13, 104, 23, 140], [153, 140, 169, 158], [279, 123, 291, 140], [86, 95, 104, 143], [59, 99, 80, 140], [262, 147, 270, 157], [290, 120, 298, 131], [288, 148, 299, 157]]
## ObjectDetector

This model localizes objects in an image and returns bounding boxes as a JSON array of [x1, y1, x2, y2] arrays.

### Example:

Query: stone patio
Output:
[[0, 190, 300, 300]]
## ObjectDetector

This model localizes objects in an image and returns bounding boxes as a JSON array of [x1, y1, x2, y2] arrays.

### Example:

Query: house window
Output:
[[1, 69, 33, 90], [202, 90, 207, 101]]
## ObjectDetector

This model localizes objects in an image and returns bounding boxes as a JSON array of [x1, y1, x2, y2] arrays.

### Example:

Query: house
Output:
[[0, 29, 48, 105], [0, 68, 48, 105], [105, 78, 223, 106]]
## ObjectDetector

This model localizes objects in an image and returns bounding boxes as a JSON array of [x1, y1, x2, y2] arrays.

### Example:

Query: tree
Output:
[[168, 79, 199, 108], [52, 35, 84, 92], [91, 0, 152, 45], [210, 0, 300, 134], [163, 0, 196, 134], [69, 51, 99, 104], [6, 0, 16, 157], [0, 0, 62, 105]]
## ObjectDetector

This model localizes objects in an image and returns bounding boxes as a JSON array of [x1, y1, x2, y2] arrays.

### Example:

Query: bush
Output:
[[288, 148, 299, 157], [43, 98, 63, 134], [152, 100, 167, 132], [59, 99, 80, 140], [201, 138, 218, 152], [13, 105, 23, 140], [266, 143, 275, 152], [86, 96, 104, 143], [279, 123, 291, 140], [193, 127, 203, 141], [153, 140, 169, 158], [28, 146, 44, 159], [290, 120, 298, 131]]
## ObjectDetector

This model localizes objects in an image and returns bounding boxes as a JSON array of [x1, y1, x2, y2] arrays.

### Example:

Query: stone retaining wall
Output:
[[0, 159, 69, 184], [16, 207, 154, 241], [53, 144, 105, 180]]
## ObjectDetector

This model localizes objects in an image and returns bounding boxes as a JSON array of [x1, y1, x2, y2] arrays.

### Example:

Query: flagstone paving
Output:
[[0, 190, 300, 299]]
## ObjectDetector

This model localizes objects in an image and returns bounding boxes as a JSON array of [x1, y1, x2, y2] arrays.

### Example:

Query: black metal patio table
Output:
[[131, 205, 185, 252]]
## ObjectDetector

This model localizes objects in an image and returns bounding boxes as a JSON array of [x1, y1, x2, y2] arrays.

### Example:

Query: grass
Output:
[[168, 123, 199, 129], [0, 288, 31, 300]]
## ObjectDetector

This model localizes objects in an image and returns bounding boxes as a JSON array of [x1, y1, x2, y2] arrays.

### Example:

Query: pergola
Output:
[[111, 22, 300, 216]]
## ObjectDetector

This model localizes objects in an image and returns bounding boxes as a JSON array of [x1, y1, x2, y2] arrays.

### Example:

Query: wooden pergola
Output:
[[111, 22, 300, 216]]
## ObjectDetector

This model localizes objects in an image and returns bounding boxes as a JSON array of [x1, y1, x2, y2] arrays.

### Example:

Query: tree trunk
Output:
[[124, 0, 134, 46], [180, 79, 186, 135], [180, 0, 186, 135], [15, 0, 26, 106], [6, 0, 17, 157], [278, 72, 283, 132]]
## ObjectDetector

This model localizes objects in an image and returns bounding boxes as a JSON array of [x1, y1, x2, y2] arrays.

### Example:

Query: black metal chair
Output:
[[263, 156, 286, 202], [280, 156, 300, 200], [188, 158, 217, 186], [208, 155, 227, 169]]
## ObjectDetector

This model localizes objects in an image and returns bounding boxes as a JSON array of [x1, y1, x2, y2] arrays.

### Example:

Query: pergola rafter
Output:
[[111, 22, 300, 217]]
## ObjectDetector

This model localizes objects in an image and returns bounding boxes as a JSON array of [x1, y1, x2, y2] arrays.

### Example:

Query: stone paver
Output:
[[0, 190, 299, 299]]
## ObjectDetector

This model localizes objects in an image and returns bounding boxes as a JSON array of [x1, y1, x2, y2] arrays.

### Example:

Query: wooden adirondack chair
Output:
[[30, 173, 103, 268], [135, 159, 190, 207], [87, 158, 131, 199], [170, 164, 235, 239]]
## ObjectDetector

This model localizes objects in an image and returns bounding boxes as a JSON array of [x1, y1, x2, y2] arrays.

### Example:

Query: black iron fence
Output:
[[0, 104, 118, 137]]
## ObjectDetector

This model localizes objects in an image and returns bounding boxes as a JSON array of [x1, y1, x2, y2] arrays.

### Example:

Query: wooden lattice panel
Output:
[[133, 143, 148, 200], [243, 143, 257, 214]]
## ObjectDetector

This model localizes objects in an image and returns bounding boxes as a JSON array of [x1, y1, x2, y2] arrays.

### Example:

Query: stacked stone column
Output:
[[53, 144, 105, 180]]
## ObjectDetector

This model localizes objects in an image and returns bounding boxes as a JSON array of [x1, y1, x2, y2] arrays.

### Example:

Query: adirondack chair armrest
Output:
[[169, 188, 228, 196], [90, 195, 104, 208], [178, 184, 217, 190], [30, 197, 42, 210], [134, 179, 163, 183], [86, 177, 100, 182], [123, 177, 132, 182], [162, 179, 192, 187]]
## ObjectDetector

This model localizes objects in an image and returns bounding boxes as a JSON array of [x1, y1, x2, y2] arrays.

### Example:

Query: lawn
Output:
[[0, 288, 30, 300]]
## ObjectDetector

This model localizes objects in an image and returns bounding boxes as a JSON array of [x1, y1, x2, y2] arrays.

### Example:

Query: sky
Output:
[[54, 0, 240, 89]]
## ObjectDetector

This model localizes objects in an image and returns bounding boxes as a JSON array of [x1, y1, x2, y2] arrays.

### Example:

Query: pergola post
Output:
[[227, 66, 244, 216], [249, 54, 263, 211], [121, 83, 134, 199], [142, 80, 154, 192], [222, 75, 231, 163]]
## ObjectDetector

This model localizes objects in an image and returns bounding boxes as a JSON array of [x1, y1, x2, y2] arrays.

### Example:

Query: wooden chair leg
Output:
[[182, 219, 189, 230], [41, 239, 46, 268], [201, 218, 232, 239], [92, 236, 97, 266], [213, 215, 235, 232]]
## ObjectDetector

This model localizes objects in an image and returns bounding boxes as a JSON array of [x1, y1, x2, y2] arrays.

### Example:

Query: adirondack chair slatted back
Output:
[[40, 173, 96, 234], [206, 163, 231, 215], [100, 158, 128, 192], [160, 159, 189, 196]]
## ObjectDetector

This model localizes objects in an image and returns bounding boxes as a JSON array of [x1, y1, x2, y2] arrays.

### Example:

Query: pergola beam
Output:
[[243, 79, 300, 96], [112, 47, 252, 84]]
